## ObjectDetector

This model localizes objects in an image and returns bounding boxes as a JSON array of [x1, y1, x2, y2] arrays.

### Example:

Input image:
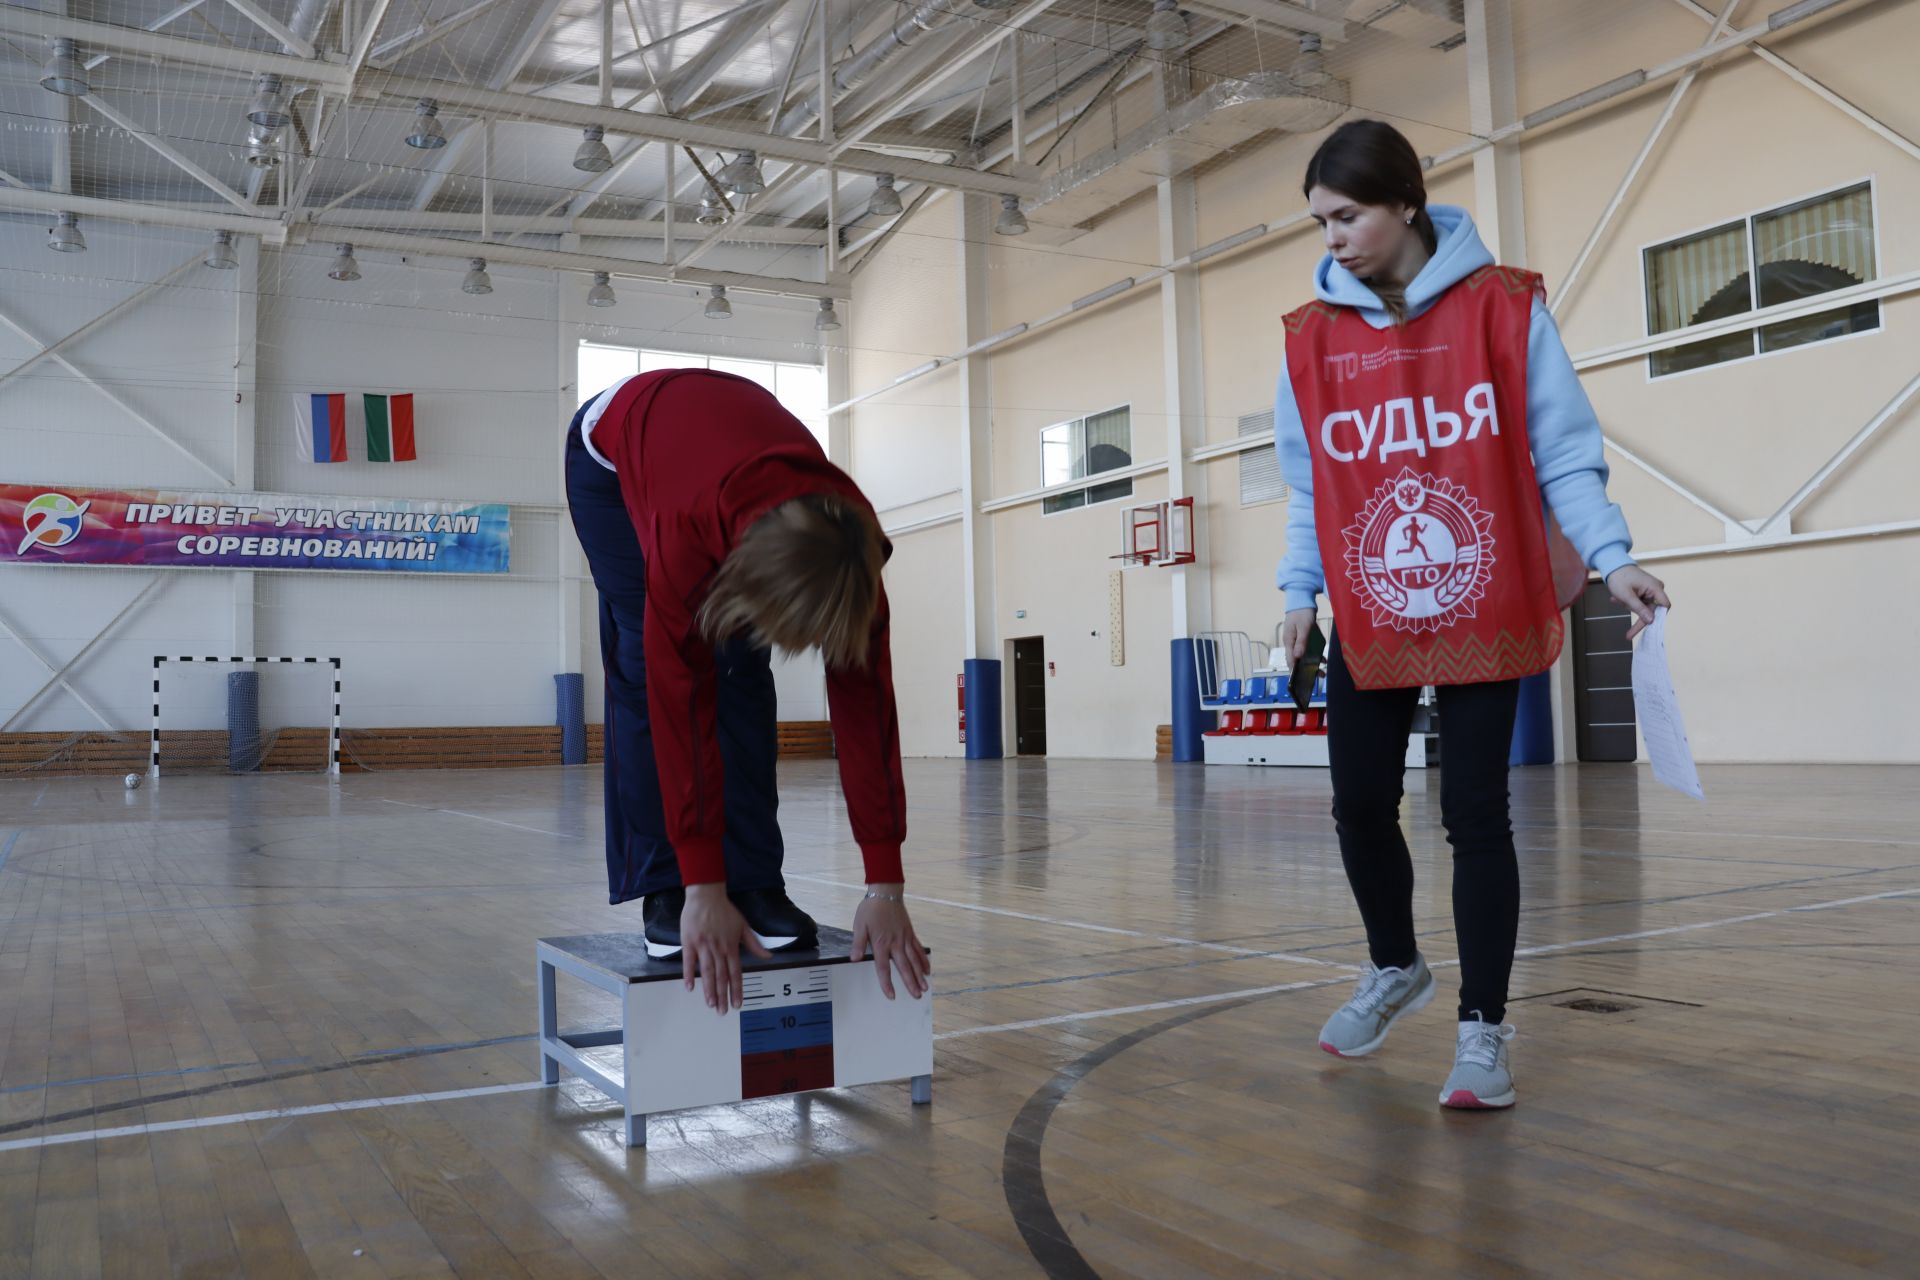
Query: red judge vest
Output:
[[1283, 265, 1564, 689]]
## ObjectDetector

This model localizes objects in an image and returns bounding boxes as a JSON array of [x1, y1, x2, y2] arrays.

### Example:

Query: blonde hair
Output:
[[697, 493, 886, 669], [1372, 280, 1411, 326]]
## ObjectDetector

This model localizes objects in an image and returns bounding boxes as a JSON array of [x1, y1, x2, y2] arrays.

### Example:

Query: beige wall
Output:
[[882, 521, 968, 759], [849, 0, 1920, 764]]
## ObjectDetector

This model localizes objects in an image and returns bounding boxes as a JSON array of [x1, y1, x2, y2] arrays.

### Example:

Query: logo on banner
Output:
[[1344, 469, 1494, 632], [16, 492, 90, 555]]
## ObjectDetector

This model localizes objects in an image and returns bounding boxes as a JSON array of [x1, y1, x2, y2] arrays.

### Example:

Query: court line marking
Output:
[[784, 872, 1358, 971], [1, 883, 1910, 1152], [0, 829, 18, 874], [937, 884, 1920, 1040], [0, 1081, 549, 1155], [374, 796, 580, 840]]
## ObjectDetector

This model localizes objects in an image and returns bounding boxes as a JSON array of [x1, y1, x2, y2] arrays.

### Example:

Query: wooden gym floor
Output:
[[0, 758, 1915, 1278]]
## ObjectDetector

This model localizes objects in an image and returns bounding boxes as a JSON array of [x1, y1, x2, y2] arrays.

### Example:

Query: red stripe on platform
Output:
[[740, 1046, 834, 1099]]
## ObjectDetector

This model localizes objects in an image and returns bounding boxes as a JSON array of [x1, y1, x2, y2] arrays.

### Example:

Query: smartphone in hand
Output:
[[1289, 623, 1326, 712]]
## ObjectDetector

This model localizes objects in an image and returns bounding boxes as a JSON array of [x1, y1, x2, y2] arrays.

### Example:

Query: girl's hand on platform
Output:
[[851, 887, 930, 1001], [1607, 565, 1671, 642], [1281, 608, 1318, 664], [681, 884, 770, 1014]]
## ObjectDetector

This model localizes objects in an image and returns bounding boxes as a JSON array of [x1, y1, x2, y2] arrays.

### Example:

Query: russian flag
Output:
[[309, 393, 348, 463]]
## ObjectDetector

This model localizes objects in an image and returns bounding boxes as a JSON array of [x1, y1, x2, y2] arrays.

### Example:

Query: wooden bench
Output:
[[776, 721, 834, 759], [0, 732, 146, 776], [4, 720, 837, 776]]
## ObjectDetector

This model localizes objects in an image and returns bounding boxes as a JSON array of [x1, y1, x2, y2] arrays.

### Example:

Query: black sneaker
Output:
[[642, 887, 685, 960], [729, 886, 818, 954]]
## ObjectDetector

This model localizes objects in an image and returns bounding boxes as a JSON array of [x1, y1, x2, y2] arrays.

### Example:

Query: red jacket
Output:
[[589, 369, 906, 887]]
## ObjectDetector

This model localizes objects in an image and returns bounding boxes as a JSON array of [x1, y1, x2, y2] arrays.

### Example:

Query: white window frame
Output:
[[1038, 403, 1136, 517], [575, 342, 829, 444], [1639, 176, 1883, 381]]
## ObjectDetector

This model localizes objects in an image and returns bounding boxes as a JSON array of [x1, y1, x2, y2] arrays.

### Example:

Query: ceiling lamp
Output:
[[696, 190, 727, 226], [586, 271, 616, 308], [573, 125, 614, 172], [462, 257, 493, 295], [867, 173, 903, 219], [717, 150, 765, 196], [404, 98, 447, 149], [246, 73, 290, 129], [40, 38, 88, 96], [1144, 0, 1187, 51], [47, 211, 86, 253], [994, 193, 1028, 236], [327, 243, 360, 281], [704, 285, 731, 320], [1290, 33, 1331, 92], [204, 230, 238, 270], [814, 298, 841, 331], [246, 123, 280, 168]]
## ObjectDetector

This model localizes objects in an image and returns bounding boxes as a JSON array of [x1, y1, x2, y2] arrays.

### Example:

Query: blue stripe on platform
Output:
[[740, 1003, 833, 1054]]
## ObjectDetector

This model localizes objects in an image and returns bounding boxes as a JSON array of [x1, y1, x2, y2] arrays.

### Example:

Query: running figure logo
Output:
[[1343, 469, 1495, 633], [1399, 517, 1431, 561], [16, 492, 90, 555]]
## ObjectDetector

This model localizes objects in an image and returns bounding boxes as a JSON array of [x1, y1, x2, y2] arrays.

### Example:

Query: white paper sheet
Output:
[[1631, 607, 1704, 800]]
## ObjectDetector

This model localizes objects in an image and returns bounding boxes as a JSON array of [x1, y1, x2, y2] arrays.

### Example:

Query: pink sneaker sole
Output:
[[1441, 1089, 1513, 1109]]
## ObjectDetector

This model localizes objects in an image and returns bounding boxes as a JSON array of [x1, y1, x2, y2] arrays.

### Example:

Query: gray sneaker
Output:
[[1440, 1014, 1517, 1109], [1317, 955, 1436, 1057]]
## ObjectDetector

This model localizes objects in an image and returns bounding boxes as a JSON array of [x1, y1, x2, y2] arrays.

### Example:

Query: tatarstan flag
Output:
[[364, 393, 417, 462]]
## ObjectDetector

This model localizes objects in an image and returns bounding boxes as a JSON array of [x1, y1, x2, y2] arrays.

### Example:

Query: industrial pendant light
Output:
[[246, 122, 281, 168], [404, 98, 447, 149], [327, 243, 361, 281], [462, 258, 493, 295], [718, 150, 765, 196], [246, 73, 290, 129], [40, 38, 89, 96], [1144, 0, 1187, 51], [994, 193, 1028, 236], [867, 174, 904, 218], [204, 230, 239, 270], [704, 285, 732, 320], [586, 271, 616, 308], [574, 125, 613, 172], [48, 211, 86, 253]]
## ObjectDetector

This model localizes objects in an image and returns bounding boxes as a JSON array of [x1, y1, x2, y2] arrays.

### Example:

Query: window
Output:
[[1236, 408, 1289, 507], [1040, 406, 1133, 514], [1643, 182, 1878, 377], [577, 344, 829, 446]]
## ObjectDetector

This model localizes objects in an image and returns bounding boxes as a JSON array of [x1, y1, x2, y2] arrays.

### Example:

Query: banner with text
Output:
[[5, 482, 510, 574]]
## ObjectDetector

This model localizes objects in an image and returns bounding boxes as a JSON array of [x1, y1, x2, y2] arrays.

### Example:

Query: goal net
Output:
[[151, 657, 340, 776]]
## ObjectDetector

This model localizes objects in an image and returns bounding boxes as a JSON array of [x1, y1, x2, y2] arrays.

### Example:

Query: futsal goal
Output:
[[149, 656, 341, 777]]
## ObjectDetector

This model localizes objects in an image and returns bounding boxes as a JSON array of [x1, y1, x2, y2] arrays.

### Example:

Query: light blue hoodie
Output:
[[1274, 205, 1635, 613]]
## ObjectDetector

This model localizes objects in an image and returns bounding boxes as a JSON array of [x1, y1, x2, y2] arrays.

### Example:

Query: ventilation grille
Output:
[[1237, 408, 1288, 507]]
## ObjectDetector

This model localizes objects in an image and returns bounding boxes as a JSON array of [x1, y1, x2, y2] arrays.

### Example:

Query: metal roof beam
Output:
[[360, 71, 1034, 196]]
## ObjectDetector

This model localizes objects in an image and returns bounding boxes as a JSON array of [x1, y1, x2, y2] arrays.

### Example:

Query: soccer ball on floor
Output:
[[124, 773, 142, 790]]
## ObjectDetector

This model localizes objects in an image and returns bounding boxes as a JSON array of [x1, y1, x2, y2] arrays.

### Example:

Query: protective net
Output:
[[152, 658, 336, 775]]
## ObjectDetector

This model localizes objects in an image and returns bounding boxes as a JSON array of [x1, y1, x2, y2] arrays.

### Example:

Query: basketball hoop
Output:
[[1112, 497, 1196, 568]]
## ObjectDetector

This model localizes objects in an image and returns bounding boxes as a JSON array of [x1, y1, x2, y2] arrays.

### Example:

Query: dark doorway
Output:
[[1012, 637, 1047, 756], [1571, 581, 1636, 762]]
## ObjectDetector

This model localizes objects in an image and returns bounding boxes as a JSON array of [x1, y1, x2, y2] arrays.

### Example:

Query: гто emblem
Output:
[[1343, 469, 1494, 632]]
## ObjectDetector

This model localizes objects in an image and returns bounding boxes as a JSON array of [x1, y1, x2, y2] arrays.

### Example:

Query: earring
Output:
[[1405, 214, 1414, 225]]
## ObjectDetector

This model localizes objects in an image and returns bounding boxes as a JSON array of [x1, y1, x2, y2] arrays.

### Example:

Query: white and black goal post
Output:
[[150, 656, 341, 778]]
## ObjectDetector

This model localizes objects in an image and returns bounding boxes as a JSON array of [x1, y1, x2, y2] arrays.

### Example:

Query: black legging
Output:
[[1325, 635, 1521, 1022]]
